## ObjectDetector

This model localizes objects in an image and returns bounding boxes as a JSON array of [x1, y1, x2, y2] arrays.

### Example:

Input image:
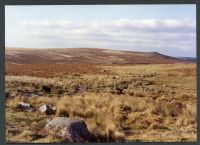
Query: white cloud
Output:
[[18, 19, 77, 29], [18, 19, 195, 32], [13, 18, 196, 57]]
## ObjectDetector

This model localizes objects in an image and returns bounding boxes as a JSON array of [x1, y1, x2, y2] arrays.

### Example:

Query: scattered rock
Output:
[[5, 92, 10, 98], [170, 90, 175, 94], [45, 117, 92, 142], [57, 89, 64, 94], [42, 85, 51, 94], [120, 105, 132, 113], [101, 69, 107, 73], [155, 90, 162, 93], [135, 81, 143, 86], [112, 76, 119, 79], [5, 92, 14, 99], [17, 89, 23, 93], [152, 73, 157, 76], [152, 96, 158, 100], [146, 74, 151, 77], [116, 81, 131, 94], [122, 89, 127, 94], [74, 85, 84, 93], [145, 81, 154, 85], [16, 102, 35, 112], [73, 73, 81, 77], [149, 74, 154, 77], [39, 104, 56, 115]]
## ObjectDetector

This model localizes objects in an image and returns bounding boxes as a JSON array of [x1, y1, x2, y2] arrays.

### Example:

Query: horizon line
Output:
[[5, 46, 196, 58]]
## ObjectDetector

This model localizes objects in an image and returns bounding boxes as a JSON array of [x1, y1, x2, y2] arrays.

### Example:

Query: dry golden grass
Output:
[[5, 63, 196, 142]]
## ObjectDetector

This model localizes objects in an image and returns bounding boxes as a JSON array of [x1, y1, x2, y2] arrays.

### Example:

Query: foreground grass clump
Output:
[[5, 63, 197, 142]]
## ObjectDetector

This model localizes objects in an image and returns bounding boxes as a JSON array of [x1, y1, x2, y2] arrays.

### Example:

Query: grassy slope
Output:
[[6, 48, 184, 64]]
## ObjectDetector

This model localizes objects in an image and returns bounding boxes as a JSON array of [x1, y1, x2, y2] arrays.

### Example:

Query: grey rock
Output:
[[16, 102, 35, 112], [39, 104, 56, 115], [122, 89, 127, 94], [45, 117, 92, 142]]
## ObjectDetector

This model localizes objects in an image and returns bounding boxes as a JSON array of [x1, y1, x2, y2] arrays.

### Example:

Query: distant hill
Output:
[[6, 48, 187, 64], [178, 57, 196, 63]]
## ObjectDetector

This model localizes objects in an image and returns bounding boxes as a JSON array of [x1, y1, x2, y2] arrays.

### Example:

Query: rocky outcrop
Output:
[[45, 117, 92, 142]]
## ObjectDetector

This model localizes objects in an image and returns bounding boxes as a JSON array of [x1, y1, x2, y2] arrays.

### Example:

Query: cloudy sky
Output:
[[6, 5, 196, 57]]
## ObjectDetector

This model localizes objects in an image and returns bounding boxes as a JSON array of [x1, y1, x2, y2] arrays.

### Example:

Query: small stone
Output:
[[16, 102, 35, 112], [42, 85, 51, 94], [39, 104, 56, 115], [171, 90, 175, 94], [101, 69, 107, 73]]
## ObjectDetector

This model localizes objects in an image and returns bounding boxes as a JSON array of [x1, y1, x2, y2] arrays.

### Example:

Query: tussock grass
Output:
[[6, 63, 196, 142]]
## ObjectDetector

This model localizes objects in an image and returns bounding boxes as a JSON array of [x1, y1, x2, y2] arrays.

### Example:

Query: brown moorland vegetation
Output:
[[6, 63, 106, 78], [5, 62, 196, 143]]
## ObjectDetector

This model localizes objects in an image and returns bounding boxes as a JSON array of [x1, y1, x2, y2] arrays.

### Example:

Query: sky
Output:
[[5, 5, 196, 57]]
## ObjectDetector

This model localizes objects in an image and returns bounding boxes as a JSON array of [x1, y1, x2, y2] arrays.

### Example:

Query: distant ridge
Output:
[[178, 57, 196, 63], [6, 48, 187, 64]]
